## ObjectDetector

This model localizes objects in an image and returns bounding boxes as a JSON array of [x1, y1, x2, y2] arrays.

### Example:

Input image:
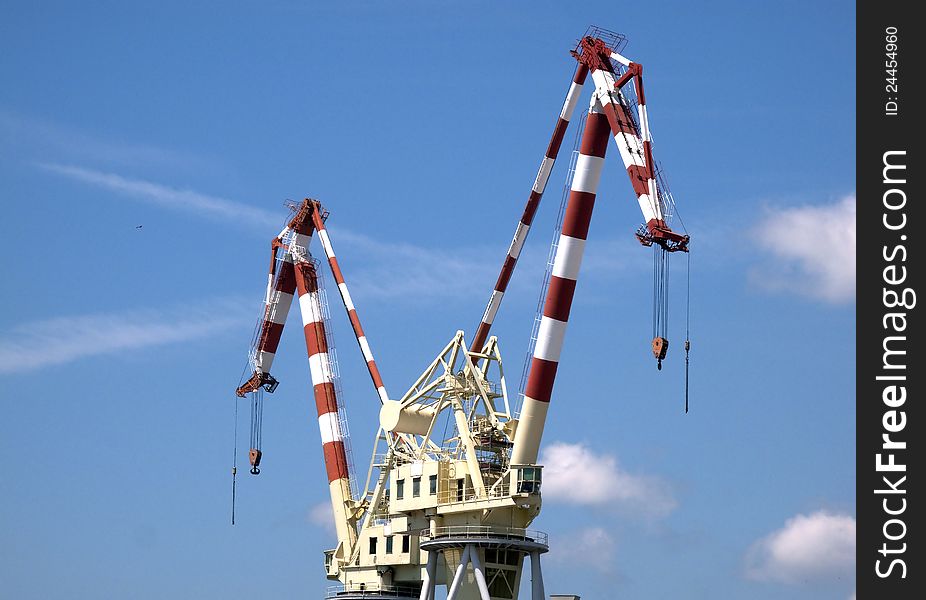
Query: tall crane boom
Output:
[[468, 61, 591, 358], [237, 201, 391, 405], [235, 199, 395, 558], [237, 203, 315, 399], [509, 31, 689, 465], [293, 258, 358, 552], [585, 38, 688, 250], [511, 103, 612, 466], [472, 28, 688, 366]]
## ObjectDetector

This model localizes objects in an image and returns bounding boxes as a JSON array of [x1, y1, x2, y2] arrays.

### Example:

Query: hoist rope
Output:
[[652, 245, 669, 341], [249, 388, 263, 474], [652, 248, 658, 340], [685, 250, 691, 413], [663, 248, 669, 335], [231, 394, 239, 525]]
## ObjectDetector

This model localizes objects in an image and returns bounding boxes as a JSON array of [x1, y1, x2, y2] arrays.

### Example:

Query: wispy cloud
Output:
[[328, 229, 645, 303], [540, 441, 677, 517], [307, 502, 335, 533], [548, 526, 616, 573], [327, 228, 502, 301], [745, 510, 856, 584], [751, 195, 856, 303], [39, 161, 507, 304], [38, 163, 282, 228], [0, 108, 210, 170], [581, 236, 650, 275], [38, 161, 640, 306], [0, 298, 251, 374]]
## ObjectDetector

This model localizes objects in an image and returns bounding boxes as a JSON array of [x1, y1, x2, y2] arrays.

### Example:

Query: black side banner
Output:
[[858, 1, 922, 597]]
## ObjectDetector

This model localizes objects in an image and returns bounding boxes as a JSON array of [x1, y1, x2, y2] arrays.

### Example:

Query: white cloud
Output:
[[540, 442, 677, 517], [745, 510, 856, 584], [752, 195, 856, 303], [0, 297, 250, 374], [548, 526, 616, 572], [38, 163, 281, 228], [307, 502, 335, 532]]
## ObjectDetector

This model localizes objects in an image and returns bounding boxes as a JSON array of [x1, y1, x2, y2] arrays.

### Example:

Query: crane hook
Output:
[[248, 448, 262, 476], [652, 336, 668, 370]]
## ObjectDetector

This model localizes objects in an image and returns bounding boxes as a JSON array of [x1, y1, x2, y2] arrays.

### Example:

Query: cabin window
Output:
[[369, 537, 377, 555], [412, 476, 421, 498], [385, 535, 394, 554], [429, 474, 437, 495], [401, 535, 410, 553], [396, 478, 405, 500], [517, 467, 542, 494]]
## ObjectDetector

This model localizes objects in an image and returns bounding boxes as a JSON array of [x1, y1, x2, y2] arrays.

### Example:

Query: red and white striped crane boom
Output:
[[470, 27, 688, 360], [468, 61, 591, 358], [460, 28, 691, 466], [235, 199, 394, 557], [471, 30, 688, 363], [236, 203, 315, 399], [237, 201, 390, 405], [293, 258, 358, 550]]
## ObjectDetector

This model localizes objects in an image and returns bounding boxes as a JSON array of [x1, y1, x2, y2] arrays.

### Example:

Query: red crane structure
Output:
[[232, 26, 689, 600]]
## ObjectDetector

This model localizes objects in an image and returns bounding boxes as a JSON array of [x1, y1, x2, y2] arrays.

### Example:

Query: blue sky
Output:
[[1, 2, 855, 599]]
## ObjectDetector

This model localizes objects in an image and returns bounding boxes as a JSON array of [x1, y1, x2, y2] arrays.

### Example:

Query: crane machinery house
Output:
[[233, 26, 690, 600]]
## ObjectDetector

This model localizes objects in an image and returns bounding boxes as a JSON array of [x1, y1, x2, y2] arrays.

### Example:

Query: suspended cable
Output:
[[684, 250, 691, 413], [249, 389, 263, 474], [652, 244, 669, 369], [231, 394, 239, 525]]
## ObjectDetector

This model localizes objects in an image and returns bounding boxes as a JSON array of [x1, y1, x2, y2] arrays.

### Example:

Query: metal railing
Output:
[[325, 583, 420, 599], [578, 25, 629, 55], [435, 482, 511, 506], [420, 525, 548, 546]]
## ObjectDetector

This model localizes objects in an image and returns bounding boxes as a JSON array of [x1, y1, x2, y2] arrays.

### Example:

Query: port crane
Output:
[[233, 27, 689, 600]]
